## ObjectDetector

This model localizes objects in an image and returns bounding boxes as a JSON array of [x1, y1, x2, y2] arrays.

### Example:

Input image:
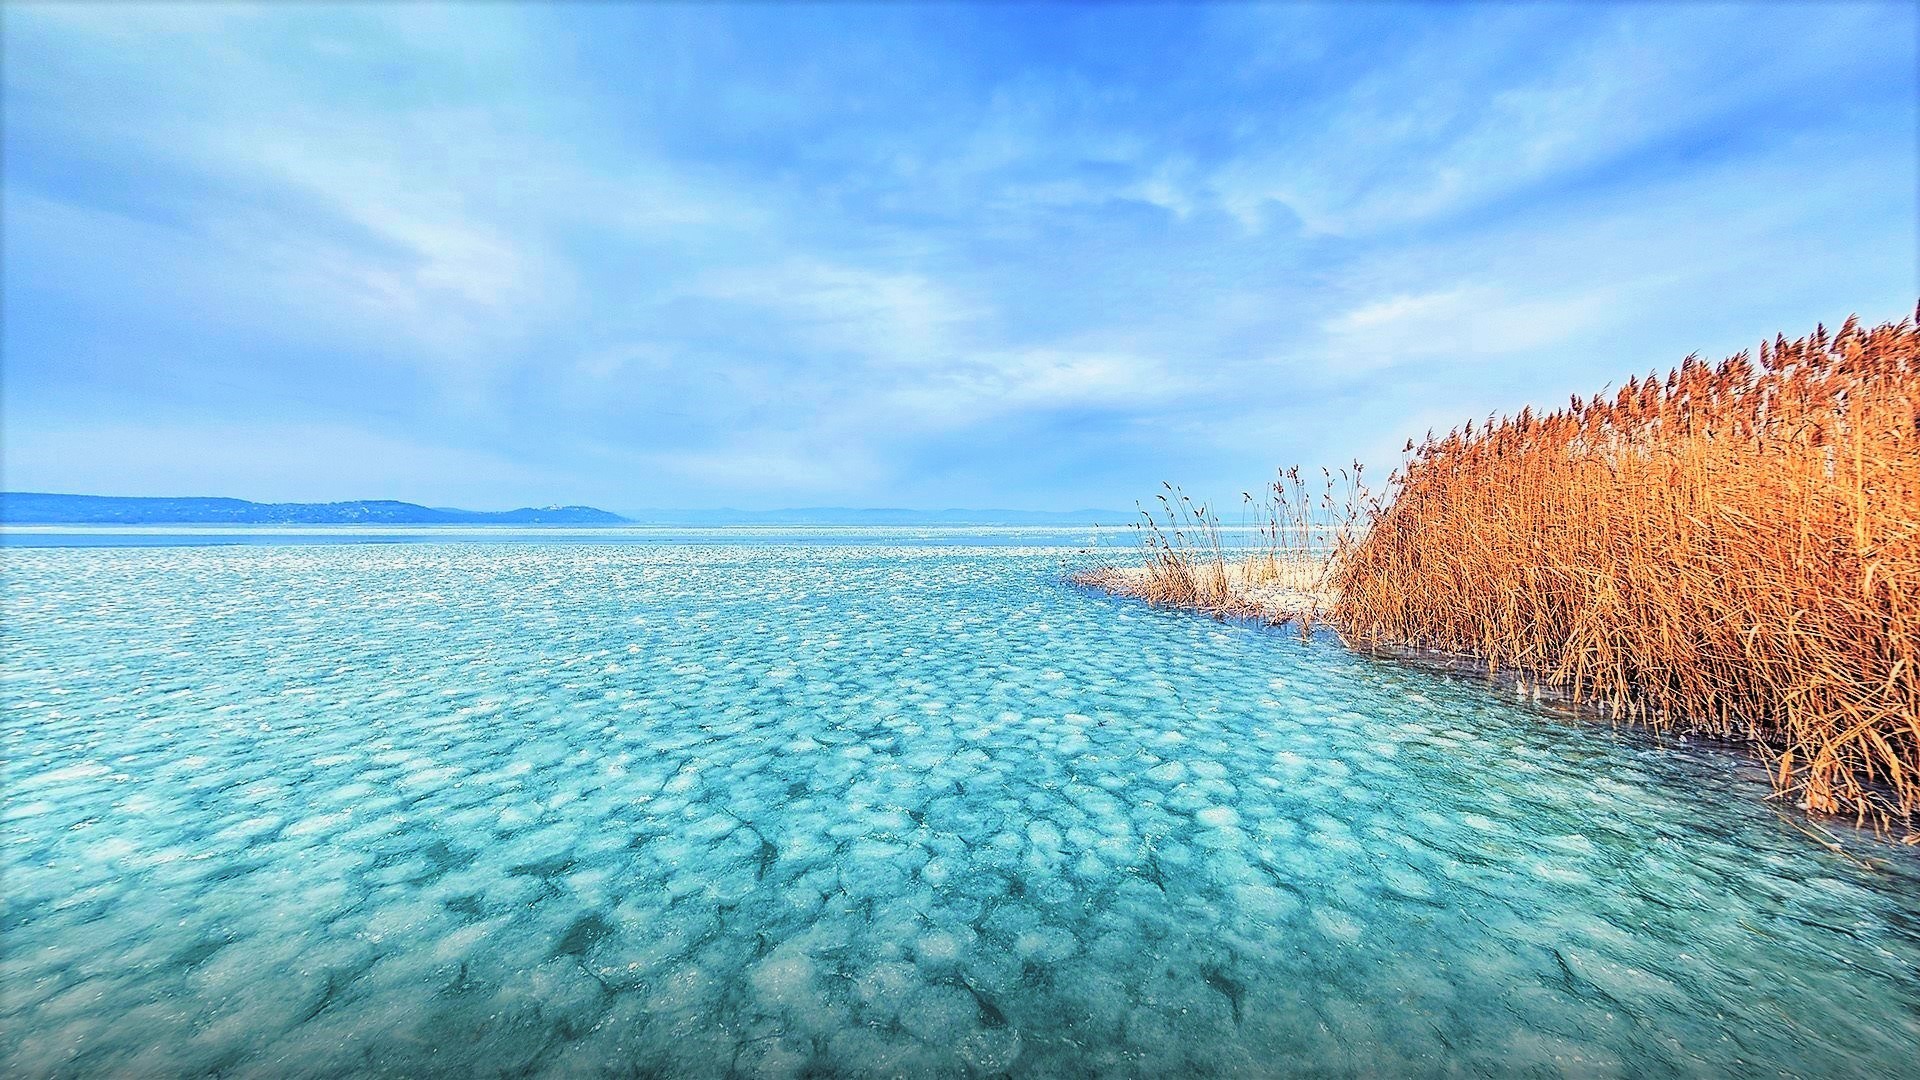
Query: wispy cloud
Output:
[[1208, 5, 1911, 236], [689, 260, 981, 368], [4, 2, 1912, 509], [1317, 286, 1612, 372]]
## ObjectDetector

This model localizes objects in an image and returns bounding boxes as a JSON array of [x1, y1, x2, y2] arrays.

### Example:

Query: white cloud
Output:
[[690, 260, 981, 367], [1208, 6, 1906, 236], [1314, 285, 1611, 373], [5, 2, 1911, 509], [216, 130, 563, 352]]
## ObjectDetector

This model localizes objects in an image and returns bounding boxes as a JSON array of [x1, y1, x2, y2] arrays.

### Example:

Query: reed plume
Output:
[[1335, 312, 1920, 827]]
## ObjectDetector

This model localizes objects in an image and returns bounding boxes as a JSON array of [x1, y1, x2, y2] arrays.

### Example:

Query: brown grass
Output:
[[1334, 312, 1920, 828], [1072, 471, 1369, 631]]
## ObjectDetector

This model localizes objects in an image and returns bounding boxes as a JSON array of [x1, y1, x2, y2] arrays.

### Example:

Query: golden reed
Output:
[[1075, 469, 1369, 628], [1335, 312, 1919, 828]]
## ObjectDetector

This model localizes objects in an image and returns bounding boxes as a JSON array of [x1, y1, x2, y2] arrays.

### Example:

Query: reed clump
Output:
[[1074, 470, 1369, 628], [1335, 313, 1920, 827]]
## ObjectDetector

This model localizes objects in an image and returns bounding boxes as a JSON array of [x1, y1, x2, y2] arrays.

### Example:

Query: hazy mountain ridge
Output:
[[0, 493, 628, 525], [618, 507, 1135, 525], [1, 494, 1136, 527]]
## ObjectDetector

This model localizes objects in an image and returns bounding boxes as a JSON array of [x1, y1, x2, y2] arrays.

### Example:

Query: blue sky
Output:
[[4, 2, 1915, 512]]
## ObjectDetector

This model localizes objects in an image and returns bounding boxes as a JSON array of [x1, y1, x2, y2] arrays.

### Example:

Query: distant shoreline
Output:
[[0, 492, 626, 526], [1, 522, 1121, 532], [0, 492, 1134, 528]]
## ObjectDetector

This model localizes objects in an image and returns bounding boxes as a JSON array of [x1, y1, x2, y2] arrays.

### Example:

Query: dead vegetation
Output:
[[1072, 468, 1370, 634], [1084, 311, 1920, 830]]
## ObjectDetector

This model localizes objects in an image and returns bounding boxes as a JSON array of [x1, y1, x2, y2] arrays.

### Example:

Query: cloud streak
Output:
[[4, 2, 1913, 510]]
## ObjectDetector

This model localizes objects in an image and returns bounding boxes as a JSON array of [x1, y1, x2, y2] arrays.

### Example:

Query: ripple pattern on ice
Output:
[[3, 543, 1919, 1076]]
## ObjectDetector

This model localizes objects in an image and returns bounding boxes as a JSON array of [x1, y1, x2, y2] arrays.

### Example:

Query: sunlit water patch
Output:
[[3, 542, 1917, 1077]]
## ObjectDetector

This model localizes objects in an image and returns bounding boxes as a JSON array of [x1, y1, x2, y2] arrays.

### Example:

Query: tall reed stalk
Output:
[[1076, 470, 1370, 626], [1335, 313, 1920, 827]]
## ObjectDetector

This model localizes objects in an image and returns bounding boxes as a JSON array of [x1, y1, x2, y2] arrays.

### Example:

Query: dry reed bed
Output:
[[1087, 313, 1920, 831], [1335, 314, 1918, 828]]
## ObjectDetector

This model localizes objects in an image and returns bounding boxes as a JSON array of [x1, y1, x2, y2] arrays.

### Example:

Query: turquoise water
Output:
[[3, 539, 1918, 1077]]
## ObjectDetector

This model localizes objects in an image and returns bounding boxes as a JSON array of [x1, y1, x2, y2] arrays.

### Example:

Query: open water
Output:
[[3, 534, 1917, 1077]]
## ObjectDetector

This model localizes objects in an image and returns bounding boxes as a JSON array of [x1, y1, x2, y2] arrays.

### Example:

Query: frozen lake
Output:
[[3, 536, 1917, 1076]]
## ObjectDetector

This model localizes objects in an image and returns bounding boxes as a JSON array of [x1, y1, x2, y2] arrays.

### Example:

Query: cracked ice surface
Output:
[[3, 542, 1918, 1077]]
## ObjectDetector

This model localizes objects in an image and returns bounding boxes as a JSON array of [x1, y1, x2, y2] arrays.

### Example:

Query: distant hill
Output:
[[1, 493, 1138, 527], [0, 493, 628, 525], [617, 507, 1136, 525]]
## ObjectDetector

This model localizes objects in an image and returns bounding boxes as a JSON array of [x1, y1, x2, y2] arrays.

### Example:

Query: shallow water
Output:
[[3, 540, 1918, 1078]]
